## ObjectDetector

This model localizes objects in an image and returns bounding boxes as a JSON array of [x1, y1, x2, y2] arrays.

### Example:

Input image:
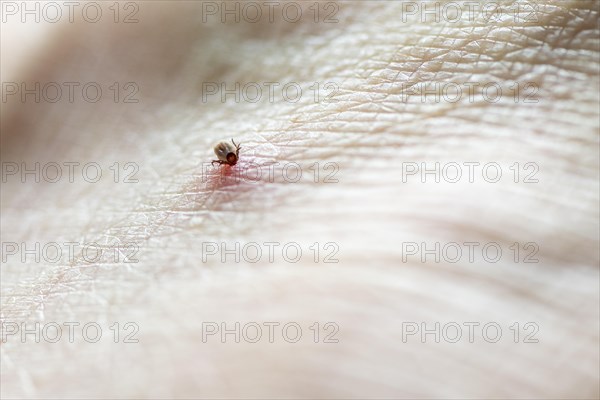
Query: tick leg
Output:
[[231, 139, 241, 157]]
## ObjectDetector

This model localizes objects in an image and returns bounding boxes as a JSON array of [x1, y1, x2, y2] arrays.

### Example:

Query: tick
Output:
[[212, 138, 241, 167]]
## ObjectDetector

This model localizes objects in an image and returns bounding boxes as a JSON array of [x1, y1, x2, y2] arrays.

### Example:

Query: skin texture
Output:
[[1, 0, 599, 398]]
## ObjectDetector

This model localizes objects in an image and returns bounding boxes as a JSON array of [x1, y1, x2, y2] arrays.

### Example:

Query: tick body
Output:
[[212, 138, 241, 166]]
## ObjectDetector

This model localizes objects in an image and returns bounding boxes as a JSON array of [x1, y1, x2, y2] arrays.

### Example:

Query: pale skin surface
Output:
[[1, 0, 599, 398]]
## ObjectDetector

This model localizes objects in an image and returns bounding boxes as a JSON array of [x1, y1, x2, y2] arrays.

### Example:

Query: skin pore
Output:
[[1, 0, 599, 398]]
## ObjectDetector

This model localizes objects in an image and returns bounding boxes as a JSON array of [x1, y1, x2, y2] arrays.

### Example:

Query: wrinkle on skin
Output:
[[1, 0, 599, 398]]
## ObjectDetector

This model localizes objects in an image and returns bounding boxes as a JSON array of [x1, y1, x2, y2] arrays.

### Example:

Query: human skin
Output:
[[1, 0, 599, 398]]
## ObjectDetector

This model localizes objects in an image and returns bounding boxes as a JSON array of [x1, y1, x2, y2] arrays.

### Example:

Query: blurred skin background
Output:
[[1, 0, 599, 398]]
